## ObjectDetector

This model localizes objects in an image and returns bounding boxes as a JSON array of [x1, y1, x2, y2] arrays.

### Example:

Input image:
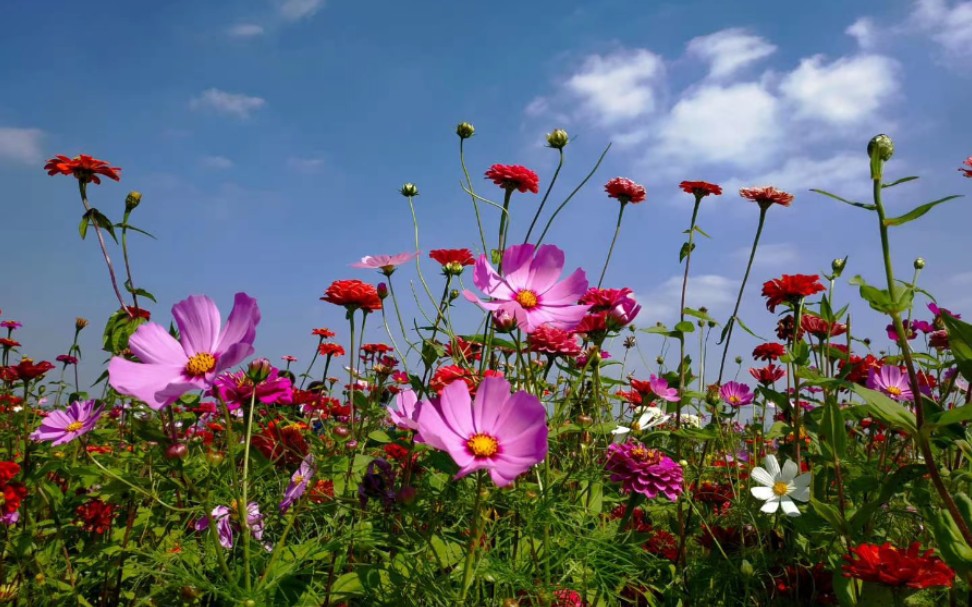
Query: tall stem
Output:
[[78, 181, 128, 312], [523, 149, 564, 244], [677, 197, 703, 428], [496, 189, 514, 265], [347, 310, 358, 439], [120, 208, 139, 312], [239, 389, 258, 592], [459, 139, 489, 255], [597, 202, 627, 288], [459, 472, 485, 602], [536, 144, 612, 248]]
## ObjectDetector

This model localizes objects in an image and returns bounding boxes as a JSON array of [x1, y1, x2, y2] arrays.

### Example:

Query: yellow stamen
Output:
[[515, 290, 539, 309], [185, 352, 216, 377], [66, 421, 84, 433], [467, 433, 499, 458], [886, 386, 903, 396], [772, 481, 790, 497], [293, 474, 304, 485]]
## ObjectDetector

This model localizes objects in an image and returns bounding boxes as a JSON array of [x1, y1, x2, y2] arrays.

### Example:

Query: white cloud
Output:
[[201, 155, 233, 169], [287, 157, 325, 172], [190, 89, 266, 119], [733, 243, 800, 268], [278, 0, 325, 21], [0, 127, 43, 165], [686, 28, 776, 79], [846, 18, 877, 49], [781, 54, 898, 125], [565, 49, 664, 124], [912, 0, 972, 58], [228, 23, 265, 38], [638, 274, 738, 323]]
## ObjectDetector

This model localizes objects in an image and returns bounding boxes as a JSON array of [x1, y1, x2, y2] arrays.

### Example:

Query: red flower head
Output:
[[752, 343, 786, 361], [318, 343, 345, 357], [0, 462, 20, 485], [321, 280, 382, 313], [750, 364, 786, 385], [0, 339, 20, 349], [429, 249, 475, 275], [1, 358, 55, 383], [1, 482, 27, 514], [484, 164, 539, 194], [252, 420, 310, 467], [527, 324, 582, 358], [312, 328, 336, 338], [428, 364, 477, 395], [45, 154, 121, 185], [761, 274, 826, 312], [843, 542, 955, 589], [125, 306, 151, 320], [361, 343, 393, 355], [800, 314, 847, 339], [959, 157, 972, 178], [605, 177, 647, 204], [740, 186, 794, 209], [76, 499, 117, 534], [679, 181, 723, 198]]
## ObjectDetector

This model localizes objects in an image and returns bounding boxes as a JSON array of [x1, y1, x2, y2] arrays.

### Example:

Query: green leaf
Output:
[[848, 464, 926, 532], [115, 222, 157, 239], [678, 241, 695, 263], [942, 313, 972, 382], [881, 175, 919, 188], [884, 195, 962, 227], [811, 498, 846, 534], [674, 321, 695, 334], [683, 307, 717, 324], [90, 209, 118, 243], [851, 385, 916, 434], [123, 280, 157, 303], [924, 492, 972, 576], [734, 316, 767, 341], [935, 405, 972, 427], [79, 211, 92, 239], [819, 402, 847, 458], [810, 188, 876, 211], [692, 224, 711, 238]]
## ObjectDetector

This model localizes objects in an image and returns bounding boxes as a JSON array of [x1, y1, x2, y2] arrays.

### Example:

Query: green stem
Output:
[[120, 209, 139, 312], [536, 144, 612, 247], [459, 138, 489, 255], [523, 149, 564, 244], [676, 196, 703, 429], [497, 188, 514, 263], [78, 181, 129, 312], [597, 202, 627, 288], [459, 472, 485, 601], [239, 389, 258, 592]]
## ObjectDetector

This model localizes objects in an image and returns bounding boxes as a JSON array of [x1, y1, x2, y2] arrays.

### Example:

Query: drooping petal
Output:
[[760, 498, 781, 514], [215, 293, 260, 355], [215, 342, 257, 374], [750, 486, 775, 501], [108, 358, 190, 410], [172, 295, 222, 356], [127, 323, 189, 366], [780, 497, 801, 516]]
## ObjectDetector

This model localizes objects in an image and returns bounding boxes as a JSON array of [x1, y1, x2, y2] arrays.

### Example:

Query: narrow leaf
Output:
[[884, 195, 963, 227], [881, 175, 919, 188], [810, 188, 876, 210]]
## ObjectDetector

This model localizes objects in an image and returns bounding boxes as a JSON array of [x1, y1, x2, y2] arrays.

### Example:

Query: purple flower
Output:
[[929, 303, 960, 320], [387, 389, 421, 432], [108, 293, 260, 410], [30, 399, 104, 446], [351, 252, 418, 275], [415, 375, 549, 487], [886, 319, 934, 341], [212, 365, 293, 410], [720, 382, 754, 408], [605, 440, 684, 501], [196, 501, 266, 550], [0, 512, 18, 526], [358, 458, 398, 510], [280, 456, 315, 513], [867, 366, 913, 401], [0, 321, 22, 331], [464, 244, 590, 334]]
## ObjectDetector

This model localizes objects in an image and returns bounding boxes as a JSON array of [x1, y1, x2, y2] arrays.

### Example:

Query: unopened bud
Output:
[[377, 282, 389, 300], [576, 415, 594, 427], [400, 183, 419, 197], [345, 440, 359, 451], [125, 191, 142, 211], [868, 134, 894, 180], [397, 485, 417, 505], [735, 356, 743, 365], [656, 356, 665, 365], [165, 443, 188, 460], [456, 122, 475, 139], [492, 309, 516, 333], [740, 559, 755, 577], [546, 128, 569, 149], [75, 317, 89, 331], [246, 358, 272, 383], [831, 257, 847, 277], [449, 289, 460, 302], [914, 257, 926, 270]]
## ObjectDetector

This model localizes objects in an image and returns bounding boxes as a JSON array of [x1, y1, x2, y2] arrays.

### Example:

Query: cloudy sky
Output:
[[1, 0, 969, 385]]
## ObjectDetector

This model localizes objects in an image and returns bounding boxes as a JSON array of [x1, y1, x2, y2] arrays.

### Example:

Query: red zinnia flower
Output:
[[1, 482, 27, 514], [321, 280, 382, 312], [0, 358, 55, 382], [740, 186, 794, 209], [0, 462, 20, 485], [527, 324, 582, 358], [959, 157, 971, 178], [484, 164, 539, 194], [45, 155, 121, 185], [76, 498, 117, 534], [750, 365, 785, 384], [679, 181, 723, 197], [124, 306, 151, 320], [252, 421, 310, 467], [800, 314, 847, 339], [428, 365, 477, 395], [444, 337, 481, 362], [312, 328, 336, 338], [309, 479, 335, 503], [429, 249, 475, 274], [752, 343, 785, 361], [318, 343, 345, 357], [604, 177, 647, 204], [361, 343, 393, 355], [0, 339, 20, 349], [761, 274, 826, 312], [843, 542, 955, 589]]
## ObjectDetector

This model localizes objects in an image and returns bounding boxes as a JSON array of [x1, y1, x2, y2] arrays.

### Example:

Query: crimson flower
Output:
[[0, 339, 20, 349], [752, 343, 785, 361], [76, 499, 116, 534], [318, 343, 345, 357], [321, 280, 382, 313], [604, 177, 647, 204], [45, 155, 121, 185], [1, 358, 55, 382], [740, 186, 794, 209], [843, 542, 954, 589], [761, 274, 826, 312], [484, 164, 539, 194], [527, 324, 582, 358], [312, 328, 336, 338], [800, 314, 847, 339], [679, 181, 722, 197], [960, 157, 971, 178], [750, 365, 785, 385], [429, 249, 475, 274]]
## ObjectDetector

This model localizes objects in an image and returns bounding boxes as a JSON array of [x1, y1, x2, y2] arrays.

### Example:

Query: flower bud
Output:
[[456, 122, 475, 139], [831, 257, 847, 277], [246, 358, 272, 383], [734, 356, 743, 365], [867, 134, 894, 180], [546, 128, 569, 149], [125, 191, 142, 211], [740, 559, 755, 578], [449, 289, 460, 302], [576, 415, 594, 427], [164, 443, 188, 460], [914, 257, 926, 270], [656, 356, 665, 366], [75, 317, 89, 331], [400, 183, 419, 197], [492, 309, 516, 333], [377, 282, 389, 300], [345, 439, 359, 451], [205, 451, 225, 465], [334, 425, 351, 438]]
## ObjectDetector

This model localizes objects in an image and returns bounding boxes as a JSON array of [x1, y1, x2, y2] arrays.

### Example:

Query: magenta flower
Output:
[[0, 321, 22, 331], [630, 375, 679, 404], [579, 287, 642, 329], [867, 366, 913, 401], [886, 319, 933, 341], [463, 244, 590, 334], [195, 501, 266, 550], [387, 389, 421, 432], [720, 382, 754, 408], [605, 440, 684, 501], [212, 365, 293, 410], [280, 456, 315, 513], [108, 293, 260, 410], [56, 354, 79, 365], [351, 252, 418, 275], [414, 375, 548, 487], [30, 399, 104, 446]]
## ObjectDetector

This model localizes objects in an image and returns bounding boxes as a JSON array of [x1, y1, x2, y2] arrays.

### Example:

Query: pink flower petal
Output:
[[172, 295, 222, 356], [128, 323, 188, 366], [108, 358, 190, 410], [216, 293, 260, 355]]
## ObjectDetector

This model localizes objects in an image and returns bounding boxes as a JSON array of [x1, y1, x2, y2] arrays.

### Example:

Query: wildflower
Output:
[[429, 365, 477, 395], [429, 248, 476, 275], [44, 154, 121, 184], [312, 328, 336, 338], [108, 293, 260, 410], [321, 279, 382, 313], [196, 502, 266, 550], [280, 456, 315, 513], [752, 343, 785, 361], [456, 122, 475, 139], [679, 181, 723, 197], [56, 354, 78, 365], [387, 389, 421, 431], [30, 399, 104, 446], [605, 440, 684, 501], [546, 129, 569, 149], [464, 244, 590, 333], [527, 325, 582, 358], [252, 421, 309, 467], [604, 177, 647, 204], [309, 479, 335, 503], [75, 498, 116, 534], [959, 156, 971, 178], [318, 343, 346, 357], [749, 454, 810, 516], [843, 542, 955, 589], [739, 186, 794, 209], [886, 319, 933, 341], [358, 458, 399, 509], [281, 355, 297, 363], [720, 382, 754, 408], [867, 366, 913, 401], [0, 339, 20, 349], [0, 321, 21, 331], [578, 287, 641, 329], [801, 314, 847, 338], [761, 274, 826, 312], [611, 407, 670, 438], [415, 375, 548, 487], [212, 365, 293, 409], [0, 358, 55, 383], [350, 251, 418, 275], [629, 375, 680, 404], [485, 164, 539, 194]]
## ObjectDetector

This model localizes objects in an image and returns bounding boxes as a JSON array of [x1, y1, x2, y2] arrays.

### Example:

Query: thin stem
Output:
[[677, 196, 703, 429], [536, 144, 612, 247], [459, 139, 489, 255], [459, 472, 485, 602], [239, 389, 258, 592], [496, 188, 514, 264], [120, 208, 139, 312], [597, 202, 626, 288], [78, 181, 129, 312], [523, 149, 564, 244]]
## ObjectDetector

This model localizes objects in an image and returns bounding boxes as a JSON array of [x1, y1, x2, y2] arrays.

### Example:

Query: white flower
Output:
[[749, 454, 811, 517], [676, 413, 703, 428], [611, 406, 670, 439]]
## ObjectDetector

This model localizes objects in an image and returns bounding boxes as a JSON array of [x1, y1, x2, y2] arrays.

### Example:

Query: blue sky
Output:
[[1, 0, 970, 386]]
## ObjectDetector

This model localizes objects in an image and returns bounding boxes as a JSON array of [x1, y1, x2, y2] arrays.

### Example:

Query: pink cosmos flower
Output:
[[387, 389, 421, 432], [280, 456, 315, 513], [630, 375, 680, 403], [719, 382, 754, 408], [196, 502, 266, 550], [414, 375, 548, 487], [867, 366, 913, 401], [351, 252, 419, 275], [108, 293, 260, 410], [463, 244, 590, 334], [579, 287, 641, 329], [30, 399, 104, 446]]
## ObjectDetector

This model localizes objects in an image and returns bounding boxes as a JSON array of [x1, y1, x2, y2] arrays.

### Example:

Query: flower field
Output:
[[2, 130, 972, 607]]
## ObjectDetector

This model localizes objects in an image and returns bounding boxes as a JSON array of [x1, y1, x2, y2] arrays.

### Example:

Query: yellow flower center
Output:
[[515, 290, 539, 309], [729, 396, 740, 404], [772, 481, 790, 497], [886, 386, 903, 396], [185, 352, 216, 377], [66, 421, 84, 433], [467, 433, 499, 458], [630, 447, 661, 465], [293, 474, 304, 485]]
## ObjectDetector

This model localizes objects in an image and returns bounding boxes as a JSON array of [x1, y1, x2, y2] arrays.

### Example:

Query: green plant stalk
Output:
[[536, 143, 612, 247], [78, 181, 129, 312], [407, 195, 436, 304], [459, 138, 489, 255], [459, 472, 486, 601], [298, 338, 322, 389], [523, 148, 564, 244], [239, 389, 259, 592], [386, 274, 415, 356], [677, 196, 703, 428], [496, 188, 514, 264], [597, 202, 627, 288], [717, 206, 767, 384], [120, 208, 140, 313], [790, 300, 805, 469]]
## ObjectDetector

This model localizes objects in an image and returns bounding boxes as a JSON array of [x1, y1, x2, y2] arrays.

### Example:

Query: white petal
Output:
[[780, 497, 801, 517], [611, 426, 631, 435], [750, 467, 775, 487], [790, 485, 810, 502], [760, 498, 781, 514], [780, 458, 799, 482], [763, 454, 781, 479], [792, 472, 812, 489], [750, 486, 775, 500]]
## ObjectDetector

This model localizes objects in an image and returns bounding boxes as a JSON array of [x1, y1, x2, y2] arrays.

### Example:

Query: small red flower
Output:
[[959, 157, 972, 178], [679, 181, 723, 197], [1, 482, 27, 514], [527, 324, 582, 357], [56, 354, 79, 365], [750, 365, 785, 384], [321, 280, 382, 312], [429, 365, 477, 395], [740, 186, 794, 208], [0, 358, 55, 382], [604, 177, 647, 204], [312, 328, 336, 338], [0, 338, 20, 349], [484, 164, 539, 194], [252, 421, 310, 467], [318, 343, 346, 357], [800, 314, 847, 338], [361, 343, 393, 355], [752, 343, 786, 361], [75, 499, 116, 534], [761, 274, 826, 312], [45, 154, 121, 185], [125, 306, 151, 320], [429, 249, 475, 274], [0, 462, 20, 485], [309, 479, 335, 504], [843, 542, 955, 589]]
